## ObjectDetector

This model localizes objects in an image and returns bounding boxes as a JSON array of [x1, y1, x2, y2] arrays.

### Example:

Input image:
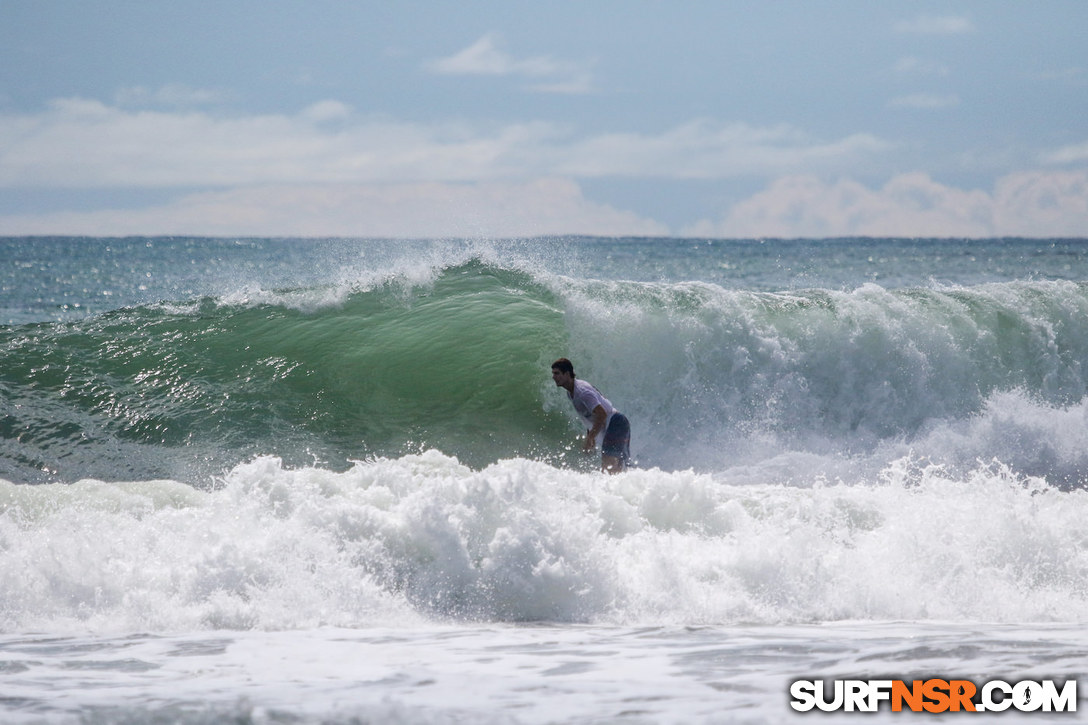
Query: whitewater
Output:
[[2, 236, 1087, 722]]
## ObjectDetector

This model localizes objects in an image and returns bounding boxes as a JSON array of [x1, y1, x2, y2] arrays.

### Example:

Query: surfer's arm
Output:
[[583, 405, 607, 452]]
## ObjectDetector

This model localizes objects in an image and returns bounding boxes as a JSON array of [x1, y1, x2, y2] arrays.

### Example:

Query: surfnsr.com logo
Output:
[[790, 679, 1077, 713]]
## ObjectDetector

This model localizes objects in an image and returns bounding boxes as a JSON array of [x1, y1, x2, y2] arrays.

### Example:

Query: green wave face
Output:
[[6, 250, 1088, 485], [0, 261, 571, 483]]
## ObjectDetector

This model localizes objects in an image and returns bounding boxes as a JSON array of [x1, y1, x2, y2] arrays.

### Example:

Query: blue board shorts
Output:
[[601, 412, 631, 463]]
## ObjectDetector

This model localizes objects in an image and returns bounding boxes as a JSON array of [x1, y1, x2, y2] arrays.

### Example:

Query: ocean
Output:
[[2, 236, 1087, 722]]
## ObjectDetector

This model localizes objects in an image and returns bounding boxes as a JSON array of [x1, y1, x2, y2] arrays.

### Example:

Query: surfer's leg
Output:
[[601, 413, 630, 474], [602, 454, 624, 474]]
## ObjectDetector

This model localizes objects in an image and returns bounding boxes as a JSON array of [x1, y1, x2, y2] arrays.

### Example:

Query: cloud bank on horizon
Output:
[[1, 2, 1085, 238]]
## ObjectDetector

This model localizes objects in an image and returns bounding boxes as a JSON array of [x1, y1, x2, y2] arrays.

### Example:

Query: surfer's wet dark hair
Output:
[[551, 358, 574, 375]]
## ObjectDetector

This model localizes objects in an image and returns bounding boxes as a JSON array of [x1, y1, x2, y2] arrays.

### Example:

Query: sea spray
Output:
[[7, 255, 1088, 482], [6, 237, 1088, 724], [4, 451, 1087, 634]]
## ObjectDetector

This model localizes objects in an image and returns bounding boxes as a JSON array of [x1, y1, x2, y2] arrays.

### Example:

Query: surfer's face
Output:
[[552, 368, 572, 387]]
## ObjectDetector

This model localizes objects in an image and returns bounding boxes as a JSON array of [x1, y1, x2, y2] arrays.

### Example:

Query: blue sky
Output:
[[1, 1, 1086, 238]]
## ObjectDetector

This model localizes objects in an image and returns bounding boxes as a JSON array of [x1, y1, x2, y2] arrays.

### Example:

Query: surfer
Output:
[[551, 358, 630, 474]]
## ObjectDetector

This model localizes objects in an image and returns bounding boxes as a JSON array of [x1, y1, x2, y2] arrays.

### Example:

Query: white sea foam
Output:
[[549, 276, 1088, 472], [3, 449, 1086, 635], [3, 622, 1081, 724], [5, 238, 1088, 723]]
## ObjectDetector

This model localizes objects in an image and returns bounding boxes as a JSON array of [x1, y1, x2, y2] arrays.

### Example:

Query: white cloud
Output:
[[888, 94, 960, 109], [429, 34, 546, 76], [0, 100, 888, 188], [299, 100, 353, 123], [687, 171, 1088, 238], [0, 178, 669, 238], [426, 33, 592, 94], [4, 168, 1085, 240], [894, 15, 974, 35], [526, 74, 594, 95], [115, 84, 225, 108], [992, 170, 1088, 235], [0, 98, 561, 187], [1042, 140, 1088, 165], [5, 95, 1081, 240], [556, 121, 889, 179]]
